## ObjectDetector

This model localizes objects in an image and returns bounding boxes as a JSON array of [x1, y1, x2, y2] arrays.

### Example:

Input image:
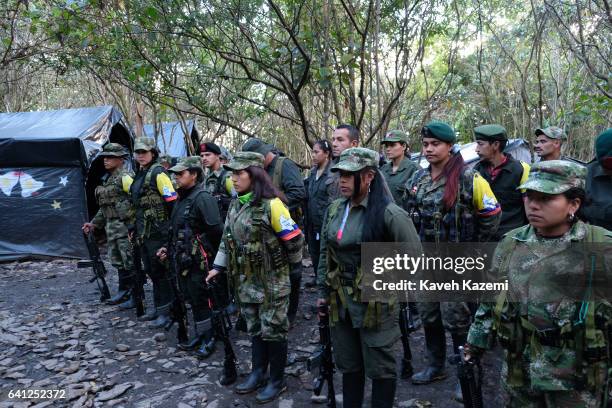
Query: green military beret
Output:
[[99, 143, 129, 158], [595, 128, 612, 164], [330, 147, 379, 173], [535, 126, 567, 141], [134, 137, 158, 152], [474, 124, 508, 141], [224, 151, 265, 171], [421, 121, 456, 143], [518, 160, 586, 194], [168, 156, 202, 173], [242, 138, 274, 156], [381, 130, 408, 144]]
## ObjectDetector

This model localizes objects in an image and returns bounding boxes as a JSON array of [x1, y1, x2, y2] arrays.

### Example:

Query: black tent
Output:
[[143, 120, 199, 158], [0, 106, 132, 261]]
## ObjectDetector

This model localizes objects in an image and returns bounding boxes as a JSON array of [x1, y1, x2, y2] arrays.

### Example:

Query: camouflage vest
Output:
[[493, 225, 610, 391], [135, 163, 170, 238], [95, 170, 132, 222], [225, 198, 289, 305], [405, 168, 475, 244], [324, 199, 395, 329]]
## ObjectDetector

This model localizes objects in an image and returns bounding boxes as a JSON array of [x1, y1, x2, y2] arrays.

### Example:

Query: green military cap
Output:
[[421, 121, 456, 143], [595, 128, 612, 164], [330, 147, 379, 173], [381, 130, 408, 144], [99, 143, 129, 157], [535, 126, 567, 141], [474, 124, 508, 141], [242, 138, 274, 156], [223, 151, 264, 171], [168, 156, 202, 173], [134, 137, 158, 152], [518, 160, 586, 194]]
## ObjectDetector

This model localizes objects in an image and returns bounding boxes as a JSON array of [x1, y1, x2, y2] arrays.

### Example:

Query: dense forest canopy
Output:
[[1, 0, 610, 163]]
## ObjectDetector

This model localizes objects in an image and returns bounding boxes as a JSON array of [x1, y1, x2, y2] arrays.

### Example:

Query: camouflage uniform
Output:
[[212, 151, 304, 403], [90, 143, 135, 295], [468, 160, 612, 407], [317, 147, 421, 407], [402, 120, 501, 385], [130, 137, 178, 323], [168, 157, 224, 355], [535, 126, 578, 163], [203, 168, 235, 220], [380, 130, 419, 205]]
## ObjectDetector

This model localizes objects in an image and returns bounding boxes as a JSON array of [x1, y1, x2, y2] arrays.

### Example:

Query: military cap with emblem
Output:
[[134, 137, 158, 152], [381, 130, 408, 144], [223, 151, 265, 171], [421, 120, 456, 143], [517, 160, 586, 194], [199, 142, 222, 155], [330, 147, 379, 172], [535, 126, 567, 141], [99, 143, 129, 157], [168, 156, 203, 173], [242, 138, 274, 156], [474, 124, 508, 141]]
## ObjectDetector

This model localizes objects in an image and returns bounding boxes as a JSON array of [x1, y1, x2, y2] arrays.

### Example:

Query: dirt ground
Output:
[[0, 257, 503, 407]]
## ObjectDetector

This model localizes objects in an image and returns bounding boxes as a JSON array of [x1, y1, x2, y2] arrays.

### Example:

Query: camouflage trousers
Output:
[[419, 301, 472, 334], [107, 236, 134, 291], [241, 297, 289, 342], [505, 385, 603, 408]]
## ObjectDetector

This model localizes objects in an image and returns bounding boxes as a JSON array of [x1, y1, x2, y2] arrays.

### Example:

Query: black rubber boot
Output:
[[342, 371, 365, 408], [287, 273, 301, 325], [106, 289, 130, 305], [148, 304, 172, 329], [195, 329, 216, 359], [400, 358, 413, 379], [137, 307, 157, 321], [118, 296, 136, 310], [236, 336, 268, 394], [371, 378, 397, 408], [178, 320, 207, 351], [411, 322, 447, 385], [255, 340, 287, 404]]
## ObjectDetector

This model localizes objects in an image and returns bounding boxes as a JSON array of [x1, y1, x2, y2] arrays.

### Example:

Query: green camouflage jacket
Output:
[[91, 168, 134, 241], [468, 221, 612, 391]]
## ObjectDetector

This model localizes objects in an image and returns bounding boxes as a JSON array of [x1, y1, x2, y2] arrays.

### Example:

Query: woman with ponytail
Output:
[[402, 121, 501, 401]]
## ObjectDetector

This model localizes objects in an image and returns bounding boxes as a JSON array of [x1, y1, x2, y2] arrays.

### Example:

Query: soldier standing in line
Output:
[[130, 137, 178, 328], [316, 147, 421, 408], [466, 160, 612, 407], [534, 126, 569, 162], [156, 157, 224, 358], [200, 142, 236, 221], [474, 124, 531, 240], [583, 128, 612, 231], [241, 138, 305, 326], [82, 143, 135, 306], [402, 121, 501, 400], [206, 152, 304, 403], [329, 124, 360, 201]]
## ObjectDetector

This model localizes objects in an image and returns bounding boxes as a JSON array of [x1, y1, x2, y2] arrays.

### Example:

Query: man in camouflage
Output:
[[208, 151, 304, 403], [534, 126, 568, 162], [200, 142, 235, 221], [82, 143, 135, 306], [467, 160, 612, 407], [241, 138, 305, 325]]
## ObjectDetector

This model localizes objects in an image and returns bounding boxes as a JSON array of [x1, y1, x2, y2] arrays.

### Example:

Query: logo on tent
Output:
[[0, 171, 44, 197]]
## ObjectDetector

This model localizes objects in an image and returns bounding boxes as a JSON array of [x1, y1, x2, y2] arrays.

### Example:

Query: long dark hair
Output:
[[356, 167, 393, 242], [563, 187, 587, 222], [314, 139, 333, 161], [245, 166, 287, 205], [441, 151, 466, 210]]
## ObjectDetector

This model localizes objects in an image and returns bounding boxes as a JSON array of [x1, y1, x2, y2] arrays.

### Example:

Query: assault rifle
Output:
[[307, 304, 336, 407], [166, 242, 189, 343], [78, 232, 111, 302], [129, 230, 146, 317], [399, 302, 421, 378], [449, 346, 484, 408], [207, 278, 238, 385]]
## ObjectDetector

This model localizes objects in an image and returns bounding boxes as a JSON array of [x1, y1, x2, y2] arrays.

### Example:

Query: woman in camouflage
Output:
[[207, 151, 304, 404], [465, 160, 612, 407]]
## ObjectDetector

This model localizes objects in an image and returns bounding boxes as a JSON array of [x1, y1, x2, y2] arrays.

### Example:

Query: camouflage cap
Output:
[[99, 143, 129, 157], [134, 137, 158, 152], [381, 130, 408, 144], [242, 138, 274, 156], [422, 121, 456, 143], [159, 154, 173, 164], [474, 124, 508, 141], [223, 151, 264, 171], [535, 126, 567, 141], [517, 160, 586, 194], [168, 156, 202, 173], [330, 147, 379, 173]]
